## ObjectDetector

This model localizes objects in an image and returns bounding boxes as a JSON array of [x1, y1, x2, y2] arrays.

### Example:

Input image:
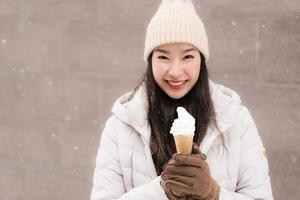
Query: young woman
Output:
[[91, 0, 273, 199]]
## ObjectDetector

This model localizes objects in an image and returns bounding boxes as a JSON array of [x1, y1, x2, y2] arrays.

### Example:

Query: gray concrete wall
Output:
[[0, 0, 299, 199]]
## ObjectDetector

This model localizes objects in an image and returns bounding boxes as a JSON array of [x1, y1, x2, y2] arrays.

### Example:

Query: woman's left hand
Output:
[[161, 153, 220, 200]]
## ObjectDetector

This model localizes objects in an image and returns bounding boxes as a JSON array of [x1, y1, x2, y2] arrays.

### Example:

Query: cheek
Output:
[[185, 63, 201, 79], [152, 63, 168, 80]]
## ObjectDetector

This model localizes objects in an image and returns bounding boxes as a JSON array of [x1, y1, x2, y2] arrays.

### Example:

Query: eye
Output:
[[158, 56, 169, 60], [184, 55, 194, 59]]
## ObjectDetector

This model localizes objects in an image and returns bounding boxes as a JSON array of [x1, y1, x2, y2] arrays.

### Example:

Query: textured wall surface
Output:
[[0, 0, 299, 199]]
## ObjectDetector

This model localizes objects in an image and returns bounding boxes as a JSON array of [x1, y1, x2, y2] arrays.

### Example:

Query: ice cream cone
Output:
[[174, 135, 194, 153]]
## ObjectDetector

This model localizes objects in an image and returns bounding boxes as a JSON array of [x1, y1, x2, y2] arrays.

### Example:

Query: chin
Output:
[[166, 91, 188, 100]]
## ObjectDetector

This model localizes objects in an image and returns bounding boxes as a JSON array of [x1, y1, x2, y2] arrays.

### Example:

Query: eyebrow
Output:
[[154, 48, 196, 54]]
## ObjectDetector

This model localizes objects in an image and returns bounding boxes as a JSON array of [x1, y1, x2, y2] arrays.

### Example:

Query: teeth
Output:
[[168, 81, 185, 86]]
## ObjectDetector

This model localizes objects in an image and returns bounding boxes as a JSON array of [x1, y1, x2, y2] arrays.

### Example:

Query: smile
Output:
[[166, 80, 187, 90]]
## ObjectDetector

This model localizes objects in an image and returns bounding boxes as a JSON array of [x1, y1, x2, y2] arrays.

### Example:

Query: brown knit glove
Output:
[[160, 143, 205, 199], [160, 148, 220, 200]]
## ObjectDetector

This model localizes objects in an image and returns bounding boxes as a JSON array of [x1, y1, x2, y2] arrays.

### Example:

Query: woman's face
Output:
[[152, 43, 201, 99]]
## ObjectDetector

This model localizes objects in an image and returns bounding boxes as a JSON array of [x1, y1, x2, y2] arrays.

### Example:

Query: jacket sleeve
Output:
[[90, 116, 168, 200], [90, 116, 126, 199], [219, 107, 274, 200]]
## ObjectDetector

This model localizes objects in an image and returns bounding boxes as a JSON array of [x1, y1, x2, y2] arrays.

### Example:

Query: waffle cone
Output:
[[174, 135, 194, 153]]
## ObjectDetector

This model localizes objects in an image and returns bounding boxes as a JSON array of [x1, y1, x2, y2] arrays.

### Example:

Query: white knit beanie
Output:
[[143, 0, 209, 62]]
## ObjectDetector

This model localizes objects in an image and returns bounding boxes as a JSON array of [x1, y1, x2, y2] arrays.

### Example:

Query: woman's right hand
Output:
[[160, 143, 206, 200], [160, 165, 187, 200]]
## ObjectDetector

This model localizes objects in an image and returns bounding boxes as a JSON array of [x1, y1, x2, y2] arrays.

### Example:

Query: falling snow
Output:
[[231, 20, 237, 26], [93, 120, 98, 126], [17, 85, 22, 91], [73, 146, 79, 151], [65, 116, 70, 121], [1, 38, 7, 44], [113, 59, 121, 66], [287, 118, 295, 125], [42, 44, 48, 51], [51, 134, 56, 138], [290, 154, 298, 163]]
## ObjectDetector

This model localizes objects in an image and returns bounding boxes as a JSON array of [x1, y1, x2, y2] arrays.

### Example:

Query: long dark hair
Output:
[[128, 51, 222, 175]]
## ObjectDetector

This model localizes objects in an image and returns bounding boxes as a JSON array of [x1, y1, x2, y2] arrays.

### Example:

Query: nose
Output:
[[168, 61, 183, 79]]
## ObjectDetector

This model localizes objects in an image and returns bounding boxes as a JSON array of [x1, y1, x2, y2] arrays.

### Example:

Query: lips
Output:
[[166, 80, 187, 90]]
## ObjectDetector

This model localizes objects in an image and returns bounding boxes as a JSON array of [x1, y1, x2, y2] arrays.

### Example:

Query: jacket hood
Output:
[[111, 79, 243, 143]]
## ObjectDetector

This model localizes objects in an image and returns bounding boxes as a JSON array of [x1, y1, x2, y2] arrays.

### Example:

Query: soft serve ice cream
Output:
[[170, 107, 195, 136], [170, 107, 195, 153]]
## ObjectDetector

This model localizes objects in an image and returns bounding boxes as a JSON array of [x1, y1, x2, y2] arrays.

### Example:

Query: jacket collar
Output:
[[111, 79, 243, 154]]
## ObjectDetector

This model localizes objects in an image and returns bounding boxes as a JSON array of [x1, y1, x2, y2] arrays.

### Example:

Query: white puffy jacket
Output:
[[91, 79, 273, 200]]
